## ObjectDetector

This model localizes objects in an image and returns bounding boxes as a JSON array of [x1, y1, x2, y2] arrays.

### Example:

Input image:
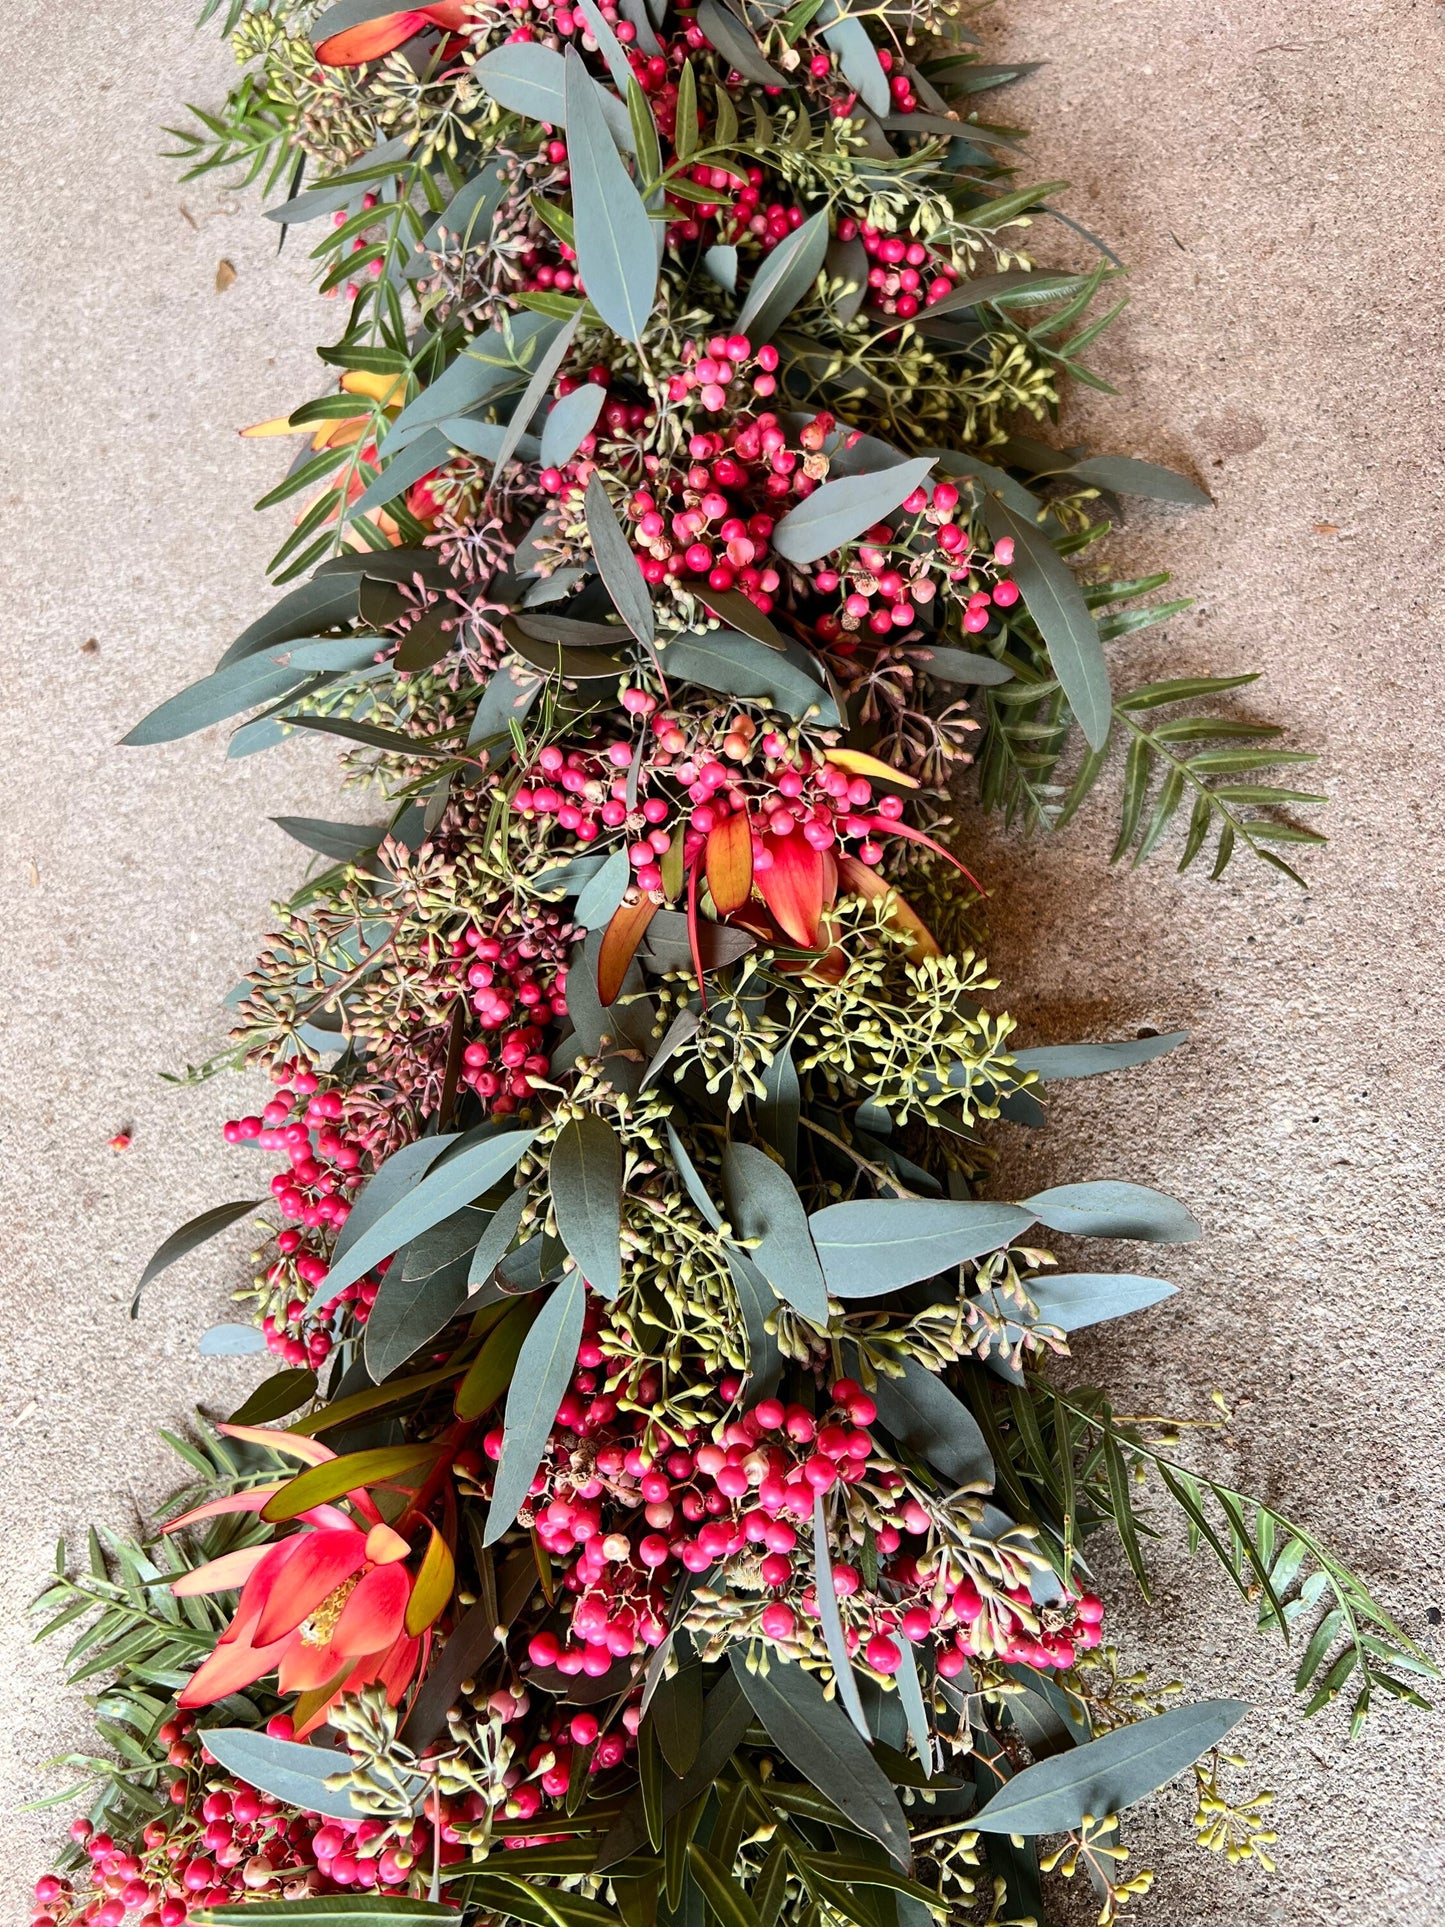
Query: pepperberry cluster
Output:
[[28, 1716, 417, 1927]]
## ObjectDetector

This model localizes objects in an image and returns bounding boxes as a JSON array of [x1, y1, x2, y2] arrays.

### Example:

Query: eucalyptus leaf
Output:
[[132, 1200, 262, 1317], [123, 657, 307, 746], [981, 497, 1112, 752], [485, 1272, 587, 1543], [972, 1700, 1249, 1835], [586, 473, 656, 650], [870, 1355, 994, 1489], [1022, 1181, 1200, 1243], [564, 48, 657, 343], [731, 1649, 912, 1867], [313, 1137, 458, 1312], [541, 382, 608, 468], [549, 1114, 625, 1300], [1010, 1030, 1188, 1080], [975, 1273, 1177, 1339], [319, 1130, 536, 1304], [573, 848, 633, 929], [736, 207, 829, 342], [198, 1324, 268, 1356], [772, 457, 936, 567], [809, 1198, 1034, 1294], [199, 1729, 420, 1824], [721, 1143, 829, 1325], [475, 41, 634, 149]]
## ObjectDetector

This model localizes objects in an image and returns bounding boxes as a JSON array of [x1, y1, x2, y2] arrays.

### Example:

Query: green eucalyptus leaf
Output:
[[123, 658, 307, 746], [1067, 454, 1210, 508], [198, 1324, 268, 1356], [981, 497, 1111, 751], [565, 48, 658, 343], [1010, 1030, 1188, 1081], [198, 1730, 421, 1825], [132, 1200, 262, 1317], [972, 1700, 1249, 1835], [975, 1273, 1177, 1338], [314, 1138, 456, 1312], [549, 1114, 625, 1300], [485, 1272, 587, 1543], [736, 207, 829, 342], [772, 457, 936, 567], [540, 382, 608, 468], [319, 1131, 536, 1304], [870, 1355, 993, 1489], [1021, 1181, 1200, 1243], [696, 0, 794, 87], [721, 1143, 828, 1325], [809, 1198, 1034, 1294], [475, 41, 635, 148], [731, 1648, 912, 1867], [586, 473, 656, 651]]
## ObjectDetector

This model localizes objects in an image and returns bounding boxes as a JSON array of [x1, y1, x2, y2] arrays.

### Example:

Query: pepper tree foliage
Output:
[[25, 3, 1425, 1926]]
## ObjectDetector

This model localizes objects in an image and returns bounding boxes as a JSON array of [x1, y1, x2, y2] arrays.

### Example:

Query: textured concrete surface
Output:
[[3, 0, 1443, 1919]]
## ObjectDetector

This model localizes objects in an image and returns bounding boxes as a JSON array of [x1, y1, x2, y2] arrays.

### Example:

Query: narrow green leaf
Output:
[[565, 48, 657, 343], [485, 1272, 586, 1543]]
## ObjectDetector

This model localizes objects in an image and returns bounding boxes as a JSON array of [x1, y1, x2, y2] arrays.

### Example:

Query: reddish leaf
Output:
[[597, 895, 659, 1006], [858, 815, 987, 897], [705, 811, 755, 914], [755, 834, 827, 947], [316, 11, 430, 65]]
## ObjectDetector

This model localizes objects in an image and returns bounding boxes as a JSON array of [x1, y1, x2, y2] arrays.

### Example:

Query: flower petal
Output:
[[162, 1486, 287, 1534], [252, 1529, 369, 1645], [332, 1561, 411, 1657], [178, 1597, 291, 1708], [218, 1424, 336, 1466], [171, 1545, 272, 1598], [365, 1522, 412, 1565]]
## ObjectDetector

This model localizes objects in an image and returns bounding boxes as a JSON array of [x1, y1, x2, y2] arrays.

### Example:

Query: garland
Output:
[[24, 4, 1430, 1925]]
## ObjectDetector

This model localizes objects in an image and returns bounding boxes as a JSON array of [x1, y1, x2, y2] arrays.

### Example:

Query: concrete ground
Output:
[[2, 0, 1442, 1919]]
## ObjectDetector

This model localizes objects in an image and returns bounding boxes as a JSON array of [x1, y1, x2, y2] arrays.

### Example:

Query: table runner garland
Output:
[[25, 3, 1433, 1924]]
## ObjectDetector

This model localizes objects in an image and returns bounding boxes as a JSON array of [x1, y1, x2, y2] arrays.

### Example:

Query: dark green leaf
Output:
[[123, 658, 306, 746], [132, 1200, 261, 1316], [870, 1355, 994, 1489], [1068, 455, 1210, 508], [229, 1367, 318, 1425], [550, 1114, 625, 1300]]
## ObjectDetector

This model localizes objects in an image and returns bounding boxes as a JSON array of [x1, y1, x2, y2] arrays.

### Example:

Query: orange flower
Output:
[[316, 1, 471, 67], [166, 1425, 445, 1736]]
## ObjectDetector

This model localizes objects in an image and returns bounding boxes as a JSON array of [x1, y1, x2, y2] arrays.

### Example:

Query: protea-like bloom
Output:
[[167, 1426, 443, 1735]]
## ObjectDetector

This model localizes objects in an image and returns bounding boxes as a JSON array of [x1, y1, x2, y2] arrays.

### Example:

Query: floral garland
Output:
[[24, 4, 1431, 1926]]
